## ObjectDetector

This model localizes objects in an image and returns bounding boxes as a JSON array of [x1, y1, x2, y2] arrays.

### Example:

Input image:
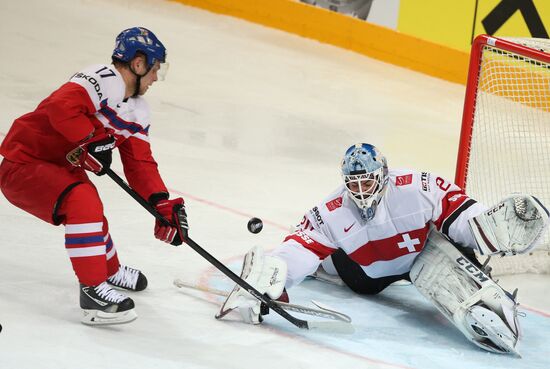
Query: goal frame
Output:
[[455, 34, 550, 188]]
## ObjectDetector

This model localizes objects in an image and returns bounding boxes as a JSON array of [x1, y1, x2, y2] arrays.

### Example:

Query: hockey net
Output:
[[455, 35, 550, 276]]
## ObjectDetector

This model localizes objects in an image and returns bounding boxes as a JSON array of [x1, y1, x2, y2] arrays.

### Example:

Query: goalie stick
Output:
[[105, 169, 352, 332], [173, 279, 352, 323]]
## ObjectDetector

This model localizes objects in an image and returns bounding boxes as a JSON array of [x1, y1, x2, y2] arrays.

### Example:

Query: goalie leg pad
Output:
[[469, 194, 549, 256], [216, 246, 287, 324], [410, 231, 521, 355]]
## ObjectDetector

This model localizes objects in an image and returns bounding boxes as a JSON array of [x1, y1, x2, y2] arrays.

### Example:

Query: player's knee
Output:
[[59, 183, 103, 222]]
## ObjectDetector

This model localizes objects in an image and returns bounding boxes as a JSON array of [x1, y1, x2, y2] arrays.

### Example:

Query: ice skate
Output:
[[107, 265, 148, 291], [80, 281, 137, 325]]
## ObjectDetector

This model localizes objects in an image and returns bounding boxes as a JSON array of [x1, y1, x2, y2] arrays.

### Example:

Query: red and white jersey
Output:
[[0, 64, 166, 199], [270, 169, 487, 288]]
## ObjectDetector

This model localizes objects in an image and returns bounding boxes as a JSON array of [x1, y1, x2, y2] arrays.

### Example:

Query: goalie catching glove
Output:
[[469, 194, 549, 256], [216, 246, 287, 324]]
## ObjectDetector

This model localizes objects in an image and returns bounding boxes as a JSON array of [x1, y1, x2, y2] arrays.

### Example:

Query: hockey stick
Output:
[[105, 169, 351, 332], [173, 279, 352, 323]]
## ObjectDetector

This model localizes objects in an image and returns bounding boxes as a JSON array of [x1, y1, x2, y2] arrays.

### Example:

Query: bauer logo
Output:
[[93, 142, 116, 152]]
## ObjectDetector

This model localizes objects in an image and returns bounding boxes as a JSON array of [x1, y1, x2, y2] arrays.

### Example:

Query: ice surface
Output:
[[0, 1, 548, 368]]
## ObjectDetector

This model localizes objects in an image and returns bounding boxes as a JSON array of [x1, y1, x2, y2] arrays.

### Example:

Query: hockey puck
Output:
[[247, 217, 263, 234]]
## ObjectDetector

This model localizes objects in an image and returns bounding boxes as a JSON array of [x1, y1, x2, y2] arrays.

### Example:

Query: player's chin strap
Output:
[[129, 64, 151, 98], [411, 231, 522, 356], [469, 194, 549, 256]]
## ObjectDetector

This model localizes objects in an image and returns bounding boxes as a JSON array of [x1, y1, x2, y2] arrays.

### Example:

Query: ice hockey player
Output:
[[0, 27, 188, 325], [218, 143, 549, 355]]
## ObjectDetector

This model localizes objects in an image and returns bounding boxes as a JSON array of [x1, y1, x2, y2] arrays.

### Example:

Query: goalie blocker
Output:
[[217, 246, 287, 324]]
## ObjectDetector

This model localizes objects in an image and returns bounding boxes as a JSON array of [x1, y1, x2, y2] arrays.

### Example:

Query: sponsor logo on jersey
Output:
[[326, 197, 343, 211], [395, 174, 413, 186], [294, 230, 314, 245], [421, 172, 430, 191], [344, 222, 356, 232], [310, 206, 324, 226], [298, 216, 314, 231], [71, 72, 103, 100], [448, 193, 465, 202]]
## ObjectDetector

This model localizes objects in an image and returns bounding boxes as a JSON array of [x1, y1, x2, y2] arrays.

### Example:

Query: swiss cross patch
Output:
[[326, 197, 343, 211], [395, 174, 413, 186]]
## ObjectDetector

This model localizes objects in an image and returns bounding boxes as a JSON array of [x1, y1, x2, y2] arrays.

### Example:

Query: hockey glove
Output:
[[153, 197, 188, 246], [66, 133, 116, 176]]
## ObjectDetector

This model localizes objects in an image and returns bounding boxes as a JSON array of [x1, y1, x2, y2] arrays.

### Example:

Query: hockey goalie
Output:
[[217, 143, 549, 355]]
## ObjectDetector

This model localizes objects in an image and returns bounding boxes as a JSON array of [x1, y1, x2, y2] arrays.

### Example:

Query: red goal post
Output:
[[455, 34, 550, 275]]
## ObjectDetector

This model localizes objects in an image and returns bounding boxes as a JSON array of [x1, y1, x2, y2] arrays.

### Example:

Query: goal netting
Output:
[[455, 35, 550, 275]]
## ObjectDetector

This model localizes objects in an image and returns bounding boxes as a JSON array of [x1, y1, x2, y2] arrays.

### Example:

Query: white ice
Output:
[[0, 1, 549, 368]]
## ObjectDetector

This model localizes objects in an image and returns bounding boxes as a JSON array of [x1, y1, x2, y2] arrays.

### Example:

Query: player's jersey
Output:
[[270, 169, 487, 288], [0, 64, 166, 199]]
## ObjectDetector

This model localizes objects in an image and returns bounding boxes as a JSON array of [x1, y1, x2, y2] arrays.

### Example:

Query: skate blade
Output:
[[81, 308, 138, 326]]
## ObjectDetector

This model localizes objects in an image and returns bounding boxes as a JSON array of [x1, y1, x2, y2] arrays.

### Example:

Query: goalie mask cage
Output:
[[455, 35, 550, 275]]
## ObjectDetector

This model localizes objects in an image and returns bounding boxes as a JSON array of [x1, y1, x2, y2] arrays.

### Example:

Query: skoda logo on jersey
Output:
[[71, 72, 103, 100]]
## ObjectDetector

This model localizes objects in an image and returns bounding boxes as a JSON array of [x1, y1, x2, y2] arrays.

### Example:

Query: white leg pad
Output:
[[410, 231, 522, 355]]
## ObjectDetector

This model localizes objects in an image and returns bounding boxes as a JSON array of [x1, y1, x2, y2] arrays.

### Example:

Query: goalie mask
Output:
[[341, 143, 389, 221]]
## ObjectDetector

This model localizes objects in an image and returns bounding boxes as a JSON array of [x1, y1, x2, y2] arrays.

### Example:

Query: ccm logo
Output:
[[456, 256, 489, 283], [486, 203, 505, 216], [93, 143, 116, 152]]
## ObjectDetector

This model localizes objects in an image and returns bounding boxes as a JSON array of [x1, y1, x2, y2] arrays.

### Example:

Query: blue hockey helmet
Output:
[[341, 143, 389, 220], [112, 27, 166, 68]]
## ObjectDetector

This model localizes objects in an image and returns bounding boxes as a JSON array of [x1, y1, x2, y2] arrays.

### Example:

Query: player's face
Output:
[[138, 61, 161, 95], [347, 178, 377, 196]]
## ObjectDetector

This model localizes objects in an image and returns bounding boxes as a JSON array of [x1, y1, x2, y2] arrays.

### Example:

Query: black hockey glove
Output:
[[67, 133, 115, 176]]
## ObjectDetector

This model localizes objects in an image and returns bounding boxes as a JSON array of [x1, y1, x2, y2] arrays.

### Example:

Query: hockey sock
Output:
[[59, 184, 108, 286], [102, 217, 121, 277]]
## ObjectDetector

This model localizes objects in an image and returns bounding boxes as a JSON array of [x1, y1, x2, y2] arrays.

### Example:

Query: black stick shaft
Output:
[[104, 169, 308, 329]]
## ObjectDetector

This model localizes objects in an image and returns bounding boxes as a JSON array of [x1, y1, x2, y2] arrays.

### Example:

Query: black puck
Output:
[[247, 217, 263, 234]]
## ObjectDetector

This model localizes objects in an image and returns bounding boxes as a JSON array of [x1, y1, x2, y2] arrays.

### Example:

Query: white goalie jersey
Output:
[[271, 169, 488, 288]]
